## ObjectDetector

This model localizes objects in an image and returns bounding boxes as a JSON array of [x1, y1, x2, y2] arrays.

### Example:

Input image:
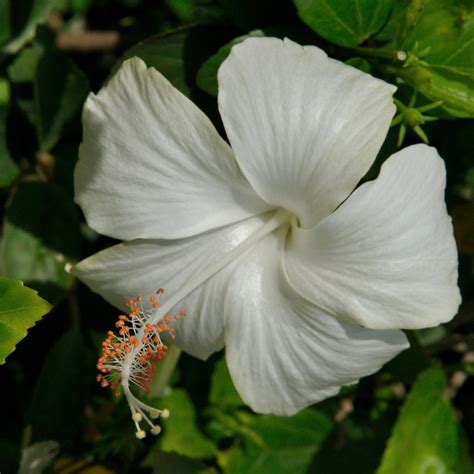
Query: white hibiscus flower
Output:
[[74, 38, 461, 420]]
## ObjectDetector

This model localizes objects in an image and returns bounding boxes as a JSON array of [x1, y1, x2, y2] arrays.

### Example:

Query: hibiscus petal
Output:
[[74, 214, 271, 359], [75, 57, 270, 240], [285, 144, 461, 330], [218, 37, 396, 228], [224, 228, 408, 415]]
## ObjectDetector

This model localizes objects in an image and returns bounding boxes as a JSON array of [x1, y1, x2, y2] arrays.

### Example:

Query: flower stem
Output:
[[350, 46, 407, 62]]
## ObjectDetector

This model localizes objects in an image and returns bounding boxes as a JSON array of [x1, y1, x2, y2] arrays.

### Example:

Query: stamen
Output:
[[96, 210, 292, 438], [96, 288, 186, 437]]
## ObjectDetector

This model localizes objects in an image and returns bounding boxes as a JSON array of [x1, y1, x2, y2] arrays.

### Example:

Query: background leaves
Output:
[[2, 181, 80, 303], [294, 0, 395, 47], [377, 368, 471, 473], [0, 0, 472, 472]]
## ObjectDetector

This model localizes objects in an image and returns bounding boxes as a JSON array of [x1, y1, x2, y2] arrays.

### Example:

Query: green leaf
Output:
[[293, 0, 395, 47], [221, 409, 333, 474], [1, 182, 81, 303], [158, 388, 217, 459], [28, 329, 90, 447], [117, 29, 192, 97], [376, 0, 428, 44], [196, 30, 265, 96], [345, 57, 372, 73], [2, 0, 57, 54], [34, 45, 89, 152], [399, 0, 474, 71], [165, 0, 226, 23], [389, 63, 474, 118], [376, 368, 472, 474], [0, 276, 51, 364], [7, 44, 42, 83], [166, 0, 196, 21], [209, 357, 244, 409], [0, 1, 11, 47], [0, 78, 20, 188], [383, 0, 474, 118]]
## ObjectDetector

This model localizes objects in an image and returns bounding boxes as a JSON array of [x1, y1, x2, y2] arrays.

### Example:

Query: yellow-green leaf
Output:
[[158, 388, 216, 459], [0, 276, 51, 364], [376, 368, 472, 474]]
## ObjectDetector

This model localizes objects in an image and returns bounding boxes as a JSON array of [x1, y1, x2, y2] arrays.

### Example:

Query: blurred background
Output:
[[0, 0, 473, 472]]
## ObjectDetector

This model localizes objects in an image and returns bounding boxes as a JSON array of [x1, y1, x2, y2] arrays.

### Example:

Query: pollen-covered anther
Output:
[[96, 288, 186, 437]]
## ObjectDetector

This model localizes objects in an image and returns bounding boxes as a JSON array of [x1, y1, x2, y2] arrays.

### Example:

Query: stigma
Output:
[[96, 288, 186, 438]]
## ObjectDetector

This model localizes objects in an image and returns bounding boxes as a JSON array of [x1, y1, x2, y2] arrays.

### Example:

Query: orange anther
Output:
[[115, 320, 125, 328], [164, 315, 171, 325]]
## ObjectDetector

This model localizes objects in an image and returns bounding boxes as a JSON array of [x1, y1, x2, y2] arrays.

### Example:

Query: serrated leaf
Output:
[[196, 30, 265, 96], [2, 0, 57, 54], [1, 182, 81, 303], [293, 0, 395, 47], [222, 409, 333, 474], [0, 276, 51, 364], [157, 388, 217, 459], [376, 368, 472, 474], [0, 77, 19, 188], [209, 357, 244, 409]]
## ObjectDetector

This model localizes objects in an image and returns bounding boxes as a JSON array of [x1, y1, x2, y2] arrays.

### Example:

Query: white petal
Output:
[[218, 37, 396, 228], [75, 57, 270, 240], [224, 228, 408, 415], [285, 144, 461, 330], [74, 214, 271, 359]]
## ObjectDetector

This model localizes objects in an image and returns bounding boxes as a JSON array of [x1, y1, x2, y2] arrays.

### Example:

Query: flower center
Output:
[[99, 208, 292, 438]]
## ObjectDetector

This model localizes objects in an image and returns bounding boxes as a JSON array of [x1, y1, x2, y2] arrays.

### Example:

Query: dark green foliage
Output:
[[0, 0, 472, 472]]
